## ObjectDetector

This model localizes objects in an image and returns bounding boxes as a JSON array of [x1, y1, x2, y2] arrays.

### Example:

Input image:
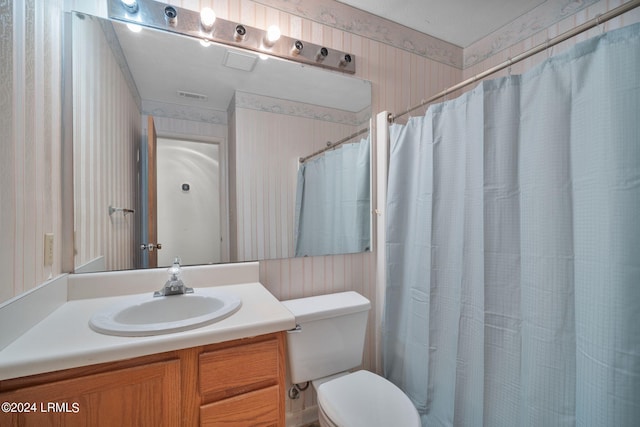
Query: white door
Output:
[[156, 138, 221, 267]]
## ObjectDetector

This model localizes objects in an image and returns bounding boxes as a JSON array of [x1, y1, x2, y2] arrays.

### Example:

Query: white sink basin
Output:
[[89, 288, 242, 336]]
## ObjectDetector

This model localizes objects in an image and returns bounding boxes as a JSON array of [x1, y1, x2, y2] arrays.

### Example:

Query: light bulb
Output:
[[200, 7, 216, 31], [266, 25, 281, 43]]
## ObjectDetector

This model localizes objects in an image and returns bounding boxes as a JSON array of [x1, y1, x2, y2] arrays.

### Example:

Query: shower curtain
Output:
[[383, 23, 640, 427], [294, 136, 370, 257]]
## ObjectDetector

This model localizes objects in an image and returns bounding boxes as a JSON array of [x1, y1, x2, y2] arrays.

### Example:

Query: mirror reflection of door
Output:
[[156, 137, 221, 267]]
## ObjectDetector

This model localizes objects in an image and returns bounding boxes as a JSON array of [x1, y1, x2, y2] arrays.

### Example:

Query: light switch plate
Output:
[[44, 233, 54, 266]]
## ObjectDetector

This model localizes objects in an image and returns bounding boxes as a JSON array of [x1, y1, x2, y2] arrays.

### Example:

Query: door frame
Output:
[[139, 116, 157, 269], [139, 117, 229, 268]]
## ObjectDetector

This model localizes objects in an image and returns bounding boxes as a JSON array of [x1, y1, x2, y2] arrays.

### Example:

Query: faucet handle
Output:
[[154, 257, 192, 297], [167, 257, 182, 277]]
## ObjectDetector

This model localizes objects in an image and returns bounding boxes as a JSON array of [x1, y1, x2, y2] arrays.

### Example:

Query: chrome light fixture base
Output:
[[108, 0, 356, 74]]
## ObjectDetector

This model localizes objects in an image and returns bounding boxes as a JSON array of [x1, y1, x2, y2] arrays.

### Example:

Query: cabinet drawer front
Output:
[[199, 338, 279, 399], [200, 385, 279, 427]]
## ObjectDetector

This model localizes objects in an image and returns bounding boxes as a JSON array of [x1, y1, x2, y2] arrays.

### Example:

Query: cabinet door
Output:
[[0, 359, 180, 427]]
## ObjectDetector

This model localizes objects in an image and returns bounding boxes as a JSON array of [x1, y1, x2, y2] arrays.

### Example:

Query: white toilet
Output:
[[282, 291, 421, 427]]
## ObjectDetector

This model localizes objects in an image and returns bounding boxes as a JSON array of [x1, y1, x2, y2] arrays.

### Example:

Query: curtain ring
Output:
[[595, 13, 604, 34], [387, 112, 394, 123], [507, 57, 512, 76]]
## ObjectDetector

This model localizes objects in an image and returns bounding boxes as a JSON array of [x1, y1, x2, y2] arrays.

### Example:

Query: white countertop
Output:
[[0, 282, 296, 381]]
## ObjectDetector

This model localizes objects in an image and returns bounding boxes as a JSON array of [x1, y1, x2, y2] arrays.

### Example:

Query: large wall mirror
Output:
[[69, 11, 372, 273]]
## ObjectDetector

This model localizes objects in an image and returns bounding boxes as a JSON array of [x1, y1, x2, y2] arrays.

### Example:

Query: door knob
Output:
[[140, 243, 163, 251]]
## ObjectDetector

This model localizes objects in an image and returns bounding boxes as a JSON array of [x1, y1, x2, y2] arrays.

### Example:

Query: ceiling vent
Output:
[[223, 49, 258, 72], [177, 90, 208, 101]]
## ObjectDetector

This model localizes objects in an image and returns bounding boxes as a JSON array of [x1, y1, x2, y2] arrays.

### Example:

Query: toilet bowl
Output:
[[315, 370, 420, 427], [282, 292, 420, 427]]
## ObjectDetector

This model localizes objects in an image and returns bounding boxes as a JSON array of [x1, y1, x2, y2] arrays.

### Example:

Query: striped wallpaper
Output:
[[72, 14, 141, 273], [1, 0, 63, 303], [230, 101, 361, 262]]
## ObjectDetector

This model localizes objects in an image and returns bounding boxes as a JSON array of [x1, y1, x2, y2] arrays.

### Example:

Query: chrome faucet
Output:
[[154, 257, 194, 297]]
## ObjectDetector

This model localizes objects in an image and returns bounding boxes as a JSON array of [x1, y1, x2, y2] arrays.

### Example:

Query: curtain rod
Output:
[[299, 126, 369, 163], [388, 0, 640, 123]]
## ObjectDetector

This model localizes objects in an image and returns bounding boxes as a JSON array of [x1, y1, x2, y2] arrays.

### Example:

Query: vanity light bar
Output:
[[108, 0, 356, 74]]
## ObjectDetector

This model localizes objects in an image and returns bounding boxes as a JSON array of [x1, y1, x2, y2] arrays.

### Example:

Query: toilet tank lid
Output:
[[281, 291, 371, 323]]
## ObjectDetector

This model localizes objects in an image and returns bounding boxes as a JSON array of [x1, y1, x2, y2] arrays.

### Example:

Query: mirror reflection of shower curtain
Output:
[[384, 23, 640, 427], [294, 137, 370, 257]]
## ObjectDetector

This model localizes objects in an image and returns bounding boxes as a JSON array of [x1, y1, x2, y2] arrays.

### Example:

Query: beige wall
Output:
[[0, 0, 64, 302]]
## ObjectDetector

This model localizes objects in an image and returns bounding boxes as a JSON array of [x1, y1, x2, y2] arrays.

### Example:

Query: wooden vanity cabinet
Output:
[[0, 332, 286, 427]]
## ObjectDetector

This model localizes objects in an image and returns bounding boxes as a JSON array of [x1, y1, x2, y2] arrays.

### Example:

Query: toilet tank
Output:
[[282, 291, 371, 385]]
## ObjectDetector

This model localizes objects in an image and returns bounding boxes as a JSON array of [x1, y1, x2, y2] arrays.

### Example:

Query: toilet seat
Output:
[[316, 370, 421, 427]]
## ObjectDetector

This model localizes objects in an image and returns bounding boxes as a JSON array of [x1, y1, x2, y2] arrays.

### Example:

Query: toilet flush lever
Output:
[[287, 324, 302, 333]]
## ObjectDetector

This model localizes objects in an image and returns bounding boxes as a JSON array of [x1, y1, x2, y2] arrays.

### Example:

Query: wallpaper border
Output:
[[254, 0, 603, 70], [252, 0, 463, 69], [464, 0, 600, 67]]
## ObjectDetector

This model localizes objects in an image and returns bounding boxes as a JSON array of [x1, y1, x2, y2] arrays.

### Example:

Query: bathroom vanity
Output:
[[0, 263, 295, 427], [0, 332, 285, 426]]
